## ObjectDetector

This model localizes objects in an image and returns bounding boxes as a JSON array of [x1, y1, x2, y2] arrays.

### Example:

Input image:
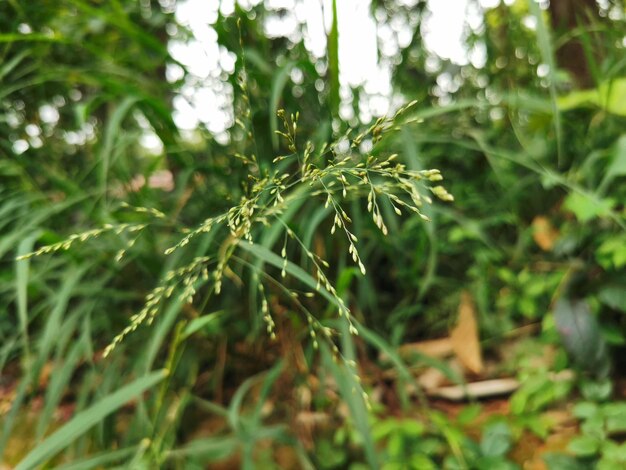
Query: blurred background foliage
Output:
[[1, 0, 625, 468]]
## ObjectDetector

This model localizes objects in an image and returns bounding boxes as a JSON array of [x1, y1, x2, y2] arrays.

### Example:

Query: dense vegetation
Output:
[[1, 1, 625, 468]]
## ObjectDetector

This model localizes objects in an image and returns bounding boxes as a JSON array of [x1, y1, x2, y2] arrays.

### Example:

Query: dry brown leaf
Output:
[[450, 291, 483, 374], [532, 216, 559, 251], [398, 337, 454, 359], [417, 366, 448, 391]]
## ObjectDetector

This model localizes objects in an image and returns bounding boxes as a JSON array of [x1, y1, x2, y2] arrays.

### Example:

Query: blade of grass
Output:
[[247, 188, 308, 332], [250, 360, 284, 423], [54, 447, 139, 470], [165, 436, 238, 460], [0, 195, 88, 259], [0, 48, 30, 81], [227, 373, 260, 432], [15, 231, 41, 364], [68, 368, 98, 457], [36, 338, 86, 439], [182, 310, 225, 339], [122, 438, 151, 469], [528, 0, 563, 167], [0, 33, 68, 44], [301, 205, 332, 251], [238, 361, 285, 470], [71, 0, 168, 55], [192, 396, 229, 418], [321, 343, 378, 468], [15, 369, 168, 470], [35, 267, 88, 374], [0, 337, 17, 371], [0, 267, 93, 455], [400, 128, 438, 299], [237, 240, 341, 310], [270, 61, 294, 149], [139, 226, 218, 374], [139, 296, 185, 375], [97, 96, 140, 214]]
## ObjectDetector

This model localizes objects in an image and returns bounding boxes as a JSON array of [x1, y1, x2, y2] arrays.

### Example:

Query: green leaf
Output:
[[399, 420, 425, 437], [600, 326, 626, 346], [596, 236, 626, 270], [554, 298, 610, 376], [542, 452, 588, 470], [558, 89, 598, 111], [457, 404, 482, 425], [475, 455, 519, 470], [604, 403, 626, 434], [567, 435, 600, 457], [600, 135, 626, 192], [387, 432, 404, 458], [572, 402, 598, 419], [16, 370, 167, 470], [372, 419, 399, 440], [598, 285, 626, 312], [510, 390, 528, 415], [581, 413, 607, 440], [603, 402, 626, 416], [409, 454, 436, 469], [315, 439, 347, 469], [602, 442, 626, 463], [558, 79, 626, 116], [580, 378, 612, 401], [607, 416, 626, 435], [563, 192, 615, 223], [480, 422, 512, 457]]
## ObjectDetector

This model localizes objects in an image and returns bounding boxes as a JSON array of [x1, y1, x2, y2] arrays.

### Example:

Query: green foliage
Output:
[[2, 0, 626, 468], [315, 408, 521, 470], [559, 401, 626, 469]]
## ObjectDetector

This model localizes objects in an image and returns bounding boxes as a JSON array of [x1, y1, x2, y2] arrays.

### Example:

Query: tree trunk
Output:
[[548, 0, 600, 88]]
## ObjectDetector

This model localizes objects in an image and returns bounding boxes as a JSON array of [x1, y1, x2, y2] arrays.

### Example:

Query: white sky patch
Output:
[[423, 0, 471, 64], [167, 0, 489, 137], [169, 0, 238, 135], [336, 0, 380, 89], [422, 0, 490, 68], [300, 0, 326, 57]]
